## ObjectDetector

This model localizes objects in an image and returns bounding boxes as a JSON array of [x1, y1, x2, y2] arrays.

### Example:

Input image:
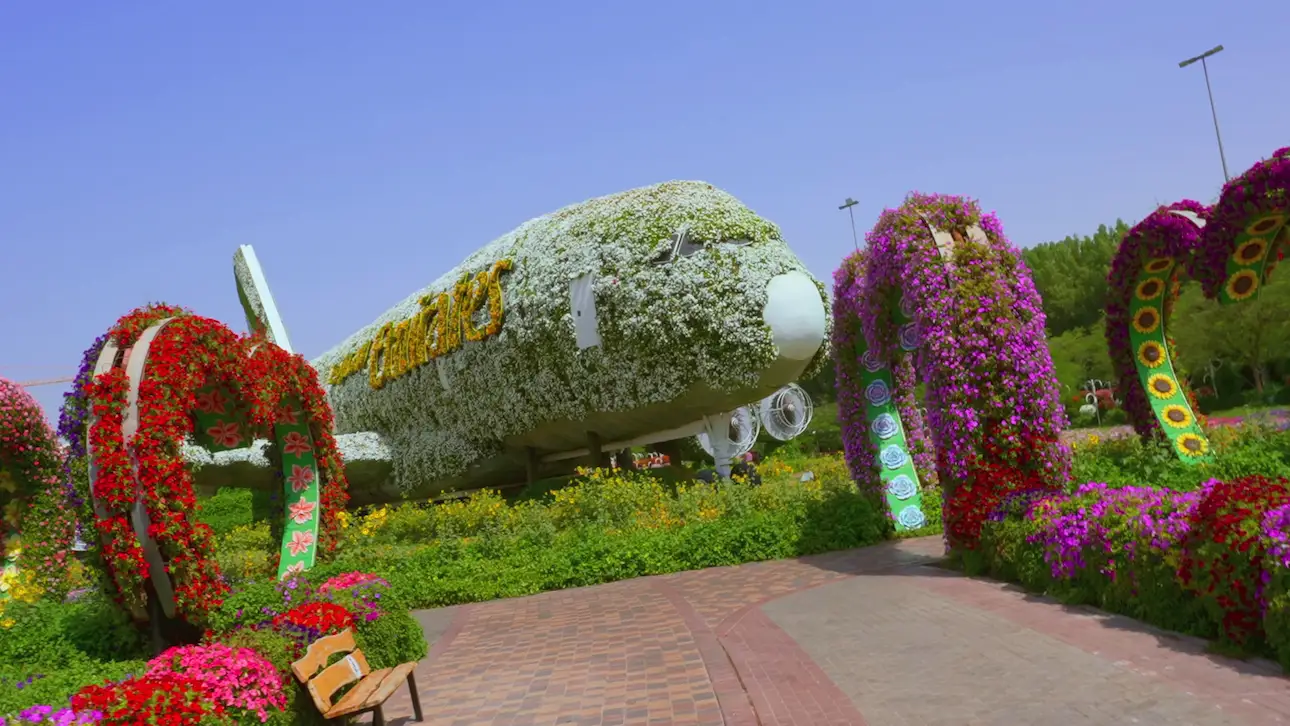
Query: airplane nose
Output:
[[762, 271, 827, 361]]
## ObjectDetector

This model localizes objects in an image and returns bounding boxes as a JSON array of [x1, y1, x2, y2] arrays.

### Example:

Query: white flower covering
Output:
[[312, 181, 831, 492]]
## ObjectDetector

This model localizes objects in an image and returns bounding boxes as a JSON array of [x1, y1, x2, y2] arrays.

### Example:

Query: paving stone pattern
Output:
[[360, 537, 1290, 726]]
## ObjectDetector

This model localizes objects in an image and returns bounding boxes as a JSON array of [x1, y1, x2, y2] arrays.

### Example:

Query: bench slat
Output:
[[325, 663, 416, 719]]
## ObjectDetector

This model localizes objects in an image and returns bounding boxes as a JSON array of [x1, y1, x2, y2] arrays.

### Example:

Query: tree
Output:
[[1047, 319, 1116, 399], [1171, 275, 1290, 395], [1023, 221, 1130, 337]]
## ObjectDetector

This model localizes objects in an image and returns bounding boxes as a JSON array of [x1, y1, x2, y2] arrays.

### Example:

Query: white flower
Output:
[[310, 181, 832, 493]]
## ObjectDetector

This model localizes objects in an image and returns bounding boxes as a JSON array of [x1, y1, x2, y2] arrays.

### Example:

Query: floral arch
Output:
[[0, 375, 76, 606], [1105, 148, 1289, 457], [59, 304, 349, 624], [833, 193, 1071, 551]]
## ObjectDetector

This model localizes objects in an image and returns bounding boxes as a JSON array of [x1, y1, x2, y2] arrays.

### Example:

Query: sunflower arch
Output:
[[1105, 148, 1290, 458], [61, 304, 349, 625], [833, 194, 1070, 550], [0, 376, 76, 609]]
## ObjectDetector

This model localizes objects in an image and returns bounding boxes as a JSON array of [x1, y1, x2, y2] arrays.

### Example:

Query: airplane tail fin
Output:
[[233, 245, 295, 354]]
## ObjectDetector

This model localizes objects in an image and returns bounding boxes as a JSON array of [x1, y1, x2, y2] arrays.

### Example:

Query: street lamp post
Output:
[[839, 197, 860, 252], [1178, 44, 1230, 182]]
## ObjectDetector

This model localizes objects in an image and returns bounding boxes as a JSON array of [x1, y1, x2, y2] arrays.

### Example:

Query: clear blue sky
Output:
[[3, 2, 1287, 422]]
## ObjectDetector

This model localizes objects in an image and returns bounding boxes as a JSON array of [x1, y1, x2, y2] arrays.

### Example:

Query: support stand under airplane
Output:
[[185, 181, 830, 505]]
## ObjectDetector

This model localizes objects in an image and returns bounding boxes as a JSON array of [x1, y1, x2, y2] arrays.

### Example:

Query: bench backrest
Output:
[[291, 628, 372, 713]]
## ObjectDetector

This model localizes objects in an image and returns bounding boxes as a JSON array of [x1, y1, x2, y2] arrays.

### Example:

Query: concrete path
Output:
[[363, 537, 1290, 726]]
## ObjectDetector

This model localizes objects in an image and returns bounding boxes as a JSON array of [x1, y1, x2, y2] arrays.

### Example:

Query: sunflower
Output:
[[1225, 270, 1260, 301], [1174, 432, 1209, 458], [1132, 306, 1161, 334], [1136, 340, 1166, 368], [1232, 238, 1268, 265], [1144, 257, 1174, 273], [1245, 213, 1286, 237], [1160, 404, 1193, 428], [1146, 373, 1177, 399], [1134, 278, 1165, 301]]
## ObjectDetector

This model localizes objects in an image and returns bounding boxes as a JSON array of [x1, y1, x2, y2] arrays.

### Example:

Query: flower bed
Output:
[[59, 303, 349, 624], [1, 569, 425, 726], [0, 377, 77, 612], [312, 181, 831, 494], [832, 193, 1069, 549], [208, 458, 898, 607], [968, 474, 1290, 669]]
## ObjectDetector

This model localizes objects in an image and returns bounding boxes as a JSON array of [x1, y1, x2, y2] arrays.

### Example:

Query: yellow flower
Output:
[[1246, 213, 1286, 237], [1225, 270, 1259, 301], [1134, 278, 1165, 301], [1232, 238, 1268, 266], [1174, 432, 1209, 458], [1160, 404, 1193, 428], [1136, 340, 1166, 369], [1131, 306, 1161, 334], [1086, 434, 1101, 446], [1145, 374, 1177, 399], [0, 470, 15, 493], [1143, 257, 1174, 273]]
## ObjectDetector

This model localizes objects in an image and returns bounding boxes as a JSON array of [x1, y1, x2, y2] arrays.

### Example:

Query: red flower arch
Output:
[[80, 304, 348, 624]]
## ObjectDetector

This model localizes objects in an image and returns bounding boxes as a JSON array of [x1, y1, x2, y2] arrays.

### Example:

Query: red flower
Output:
[[274, 601, 355, 634], [79, 304, 350, 623], [1178, 474, 1290, 645], [72, 673, 228, 725]]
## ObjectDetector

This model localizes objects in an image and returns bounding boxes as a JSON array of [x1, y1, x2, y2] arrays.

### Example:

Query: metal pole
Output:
[[1178, 45, 1229, 183], [839, 197, 860, 252], [1199, 57, 1230, 182]]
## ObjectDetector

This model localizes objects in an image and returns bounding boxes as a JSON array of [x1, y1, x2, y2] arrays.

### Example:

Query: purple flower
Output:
[[832, 194, 1069, 536]]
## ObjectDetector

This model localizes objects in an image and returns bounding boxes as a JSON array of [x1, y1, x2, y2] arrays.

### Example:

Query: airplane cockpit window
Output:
[[652, 226, 752, 265]]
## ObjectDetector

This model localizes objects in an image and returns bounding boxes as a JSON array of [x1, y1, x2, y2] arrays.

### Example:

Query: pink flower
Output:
[[287, 530, 315, 556], [288, 498, 316, 524], [206, 421, 242, 448], [145, 643, 286, 722], [281, 431, 312, 457], [194, 389, 228, 414], [287, 464, 315, 492]]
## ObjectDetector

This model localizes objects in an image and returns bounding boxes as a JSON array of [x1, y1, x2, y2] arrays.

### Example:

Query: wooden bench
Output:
[[292, 628, 424, 725]]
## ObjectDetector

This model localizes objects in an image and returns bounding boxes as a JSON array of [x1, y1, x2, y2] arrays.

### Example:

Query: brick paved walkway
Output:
[[363, 537, 1290, 726]]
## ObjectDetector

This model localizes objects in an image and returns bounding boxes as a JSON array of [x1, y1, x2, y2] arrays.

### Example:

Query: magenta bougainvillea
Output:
[[834, 193, 1070, 551]]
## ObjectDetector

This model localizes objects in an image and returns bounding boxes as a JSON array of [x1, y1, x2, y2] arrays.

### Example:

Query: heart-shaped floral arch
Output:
[[833, 193, 1071, 551], [60, 304, 349, 624], [1105, 148, 1290, 458]]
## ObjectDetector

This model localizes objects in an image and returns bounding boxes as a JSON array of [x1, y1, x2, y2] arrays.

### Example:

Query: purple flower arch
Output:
[[833, 193, 1070, 549]]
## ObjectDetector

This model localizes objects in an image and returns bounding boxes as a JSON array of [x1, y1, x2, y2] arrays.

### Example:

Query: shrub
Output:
[[1068, 423, 1290, 493], [197, 489, 278, 538], [301, 463, 889, 610], [145, 644, 287, 723], [969, 474, 1290, 666], [71, 674, 232, 726]]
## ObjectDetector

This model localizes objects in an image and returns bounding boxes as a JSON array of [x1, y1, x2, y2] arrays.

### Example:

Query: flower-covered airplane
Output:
[[189, 182, 830, 504]]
